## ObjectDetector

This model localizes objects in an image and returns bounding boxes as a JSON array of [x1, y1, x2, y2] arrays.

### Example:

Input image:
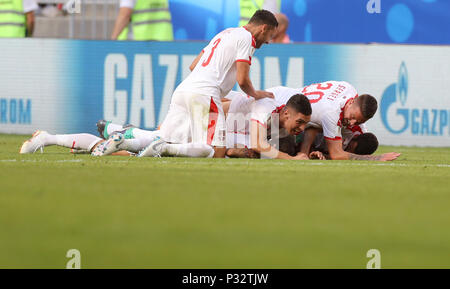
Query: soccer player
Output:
[[254, 82, 400, 161], [148, 10, 278, 158], [221, 90, 322, 160]]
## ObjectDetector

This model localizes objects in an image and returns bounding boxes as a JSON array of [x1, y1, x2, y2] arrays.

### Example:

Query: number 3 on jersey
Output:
[[202, 38, 221, 67]]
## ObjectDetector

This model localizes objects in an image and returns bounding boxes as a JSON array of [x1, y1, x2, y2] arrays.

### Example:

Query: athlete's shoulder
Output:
[[227, 27, 254, 44]]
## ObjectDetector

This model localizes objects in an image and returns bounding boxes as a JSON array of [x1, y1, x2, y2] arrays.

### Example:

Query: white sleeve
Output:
[[321, 111, 342, 140], [120, 0, 136, 8], [23, 0, 38, 13], [250, 99, 274, 128], [236, 34, 255, 65]]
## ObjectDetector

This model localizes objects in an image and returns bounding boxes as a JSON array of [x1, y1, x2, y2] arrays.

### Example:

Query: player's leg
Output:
[[187, 94, 226, 158], [99, 120, 158, 140], [20, 131, 102, 154]]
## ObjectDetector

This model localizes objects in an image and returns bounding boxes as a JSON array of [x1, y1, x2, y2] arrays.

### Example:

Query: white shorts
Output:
[[159, 91, 226, 147], [225, 92, 255, 148]]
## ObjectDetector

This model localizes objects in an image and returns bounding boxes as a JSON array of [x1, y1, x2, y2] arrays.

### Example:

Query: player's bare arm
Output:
[[226, 147, 260, 159], [236, 62, 274, 100], [299, 127, 319, 157], [326, 139, 401, 161], [250, 120, 307, 160], [189, 51, 204, 71]]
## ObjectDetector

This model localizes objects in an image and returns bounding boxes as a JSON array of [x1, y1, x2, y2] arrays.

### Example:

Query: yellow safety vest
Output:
[[118, 0, 173, 41], [0, 0, 26, 38]]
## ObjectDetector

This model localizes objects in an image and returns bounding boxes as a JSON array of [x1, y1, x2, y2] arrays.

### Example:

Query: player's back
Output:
[[301, 81, 358, 125], [176, 27, 255, 99]]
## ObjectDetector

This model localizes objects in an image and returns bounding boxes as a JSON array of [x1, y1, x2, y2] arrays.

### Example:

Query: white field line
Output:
[[1, 158, 450, 168]]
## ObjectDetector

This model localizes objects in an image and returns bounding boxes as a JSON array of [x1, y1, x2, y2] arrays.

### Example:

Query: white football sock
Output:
[[44, 133, 102, 151], [132, 128, 159, 139], [106, 123, 124, 136], [162, 143, 214, 158], [118, 138, 154, 153]]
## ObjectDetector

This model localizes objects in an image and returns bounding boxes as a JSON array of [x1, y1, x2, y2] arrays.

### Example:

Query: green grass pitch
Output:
[[1, 134, 449, 268]]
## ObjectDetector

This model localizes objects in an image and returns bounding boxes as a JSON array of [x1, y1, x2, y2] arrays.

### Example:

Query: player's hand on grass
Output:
[[309, 151, 326, 160], [380, 152, 402, 161], [292, 152, 309, 160], [253, 90, 275, 100]]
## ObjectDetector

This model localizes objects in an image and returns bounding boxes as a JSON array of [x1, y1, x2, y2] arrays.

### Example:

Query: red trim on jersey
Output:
[[272, 105, 286, 114], [236, 59, 251, 65], [324, 136, 342, 141], [348, 125, 363, 134], [242, 26, 257, 48], [251, 118, 267, 128], [207, 98, 219, 145]]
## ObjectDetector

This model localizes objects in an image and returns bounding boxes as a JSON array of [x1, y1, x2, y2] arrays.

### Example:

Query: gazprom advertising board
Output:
[[0, 39, 449, 147]]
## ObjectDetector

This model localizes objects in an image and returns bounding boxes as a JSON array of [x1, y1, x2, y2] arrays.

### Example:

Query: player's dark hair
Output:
[[356, 94, 378, 120], [354, 133, 379, 155], [286, 94, 312, 116], [248, 10, 278, 28]]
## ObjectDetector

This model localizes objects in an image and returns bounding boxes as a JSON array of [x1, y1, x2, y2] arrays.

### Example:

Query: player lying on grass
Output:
[[94, 92, 317, 160], [218, 90, 322, 159], [20, 81, 398, 161], [19, 129, 214, 157], [275, 126, 379, 160], [254, 81, 399, 161], [222, 90, 378, 159], [20, 93, 316, 160]]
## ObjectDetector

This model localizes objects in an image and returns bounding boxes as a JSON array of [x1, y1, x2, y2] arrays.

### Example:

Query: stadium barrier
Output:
[[1, 38, 449, 147]]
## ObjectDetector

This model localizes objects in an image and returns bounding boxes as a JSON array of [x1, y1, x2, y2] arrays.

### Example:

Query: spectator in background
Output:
[[111, 0, 173, 41], [271, 13, 291, 43], [0, 0, 37, 38], [239, 0, 280, 27]]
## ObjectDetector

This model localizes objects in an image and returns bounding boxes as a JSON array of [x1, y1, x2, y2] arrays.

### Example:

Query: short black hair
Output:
[[248, 10, 278, 28], [286, 94, 312, 116], [356, 94, 378, 120], [354, 133, 379, 155]]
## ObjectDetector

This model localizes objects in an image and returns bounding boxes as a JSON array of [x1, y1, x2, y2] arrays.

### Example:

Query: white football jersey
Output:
[[256, 82, 358, 140], [226, 90, 290, 148], [175, 27, 256, 99]]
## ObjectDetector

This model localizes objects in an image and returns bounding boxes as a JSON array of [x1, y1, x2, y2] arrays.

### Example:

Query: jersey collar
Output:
[[242, 26, 257, 48]]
